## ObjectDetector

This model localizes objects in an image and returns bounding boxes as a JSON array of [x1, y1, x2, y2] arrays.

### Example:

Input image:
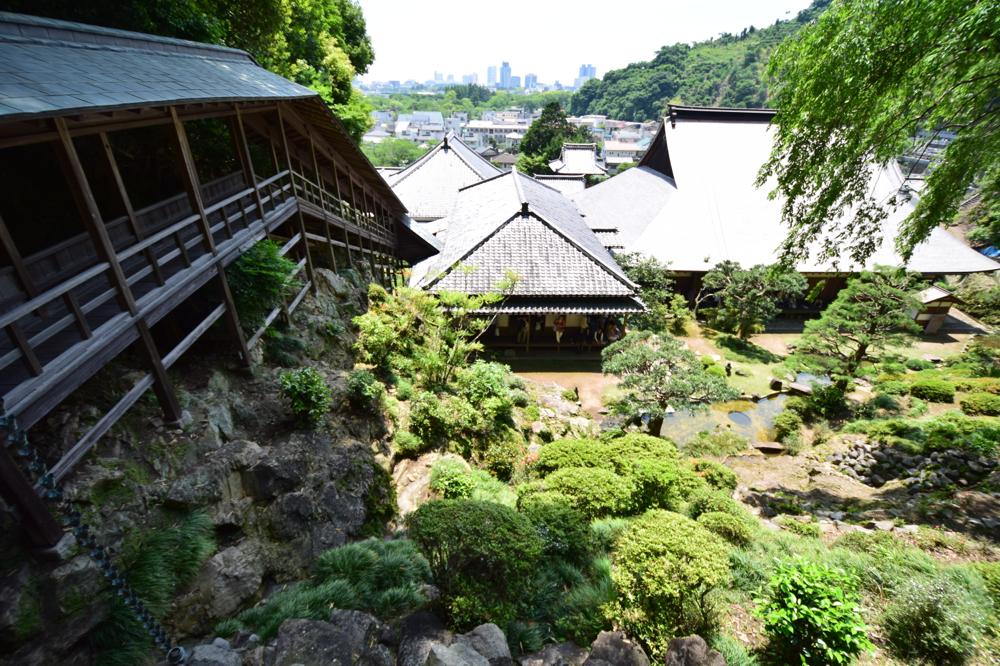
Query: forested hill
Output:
[[569, 0, 830, 121]]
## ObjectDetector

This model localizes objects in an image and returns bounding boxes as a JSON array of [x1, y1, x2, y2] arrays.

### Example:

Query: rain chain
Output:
[[0, 415, 188, 664]]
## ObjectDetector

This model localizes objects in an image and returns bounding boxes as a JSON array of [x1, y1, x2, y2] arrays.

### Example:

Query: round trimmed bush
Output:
[[875, 380, 910, 396], [686, 488, 746, 520], [535, 438, 611, 475], [697, 511, 754, 547], [406, 499, 543, 629], [772, 410, 803, 443], [909, 379, 955, 403], [604, 433, 680, 471], [519, 494, 592, 565], [346, 368, 385, 412], [959, 392, 1000, 416], [629, 458, 706, 513], [692, 460, 738, 492], [545, 467, 635, 519], [480, 425, 527, 481], [608, 510, 731, 660]]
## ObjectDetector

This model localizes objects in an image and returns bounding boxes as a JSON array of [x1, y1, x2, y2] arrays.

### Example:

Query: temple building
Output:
[[0, 12, 437, 546], [410, 169, 643, 349], [548, 143, 607, 177], [572, 105, 999, 304]]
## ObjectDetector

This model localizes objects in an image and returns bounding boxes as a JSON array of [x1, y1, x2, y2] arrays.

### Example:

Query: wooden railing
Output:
[[0, 171, 294, 414], [290, 170, 394, 247]]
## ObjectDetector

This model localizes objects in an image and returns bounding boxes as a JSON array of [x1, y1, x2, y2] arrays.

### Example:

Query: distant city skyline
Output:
[[355, 0, 812, 84]]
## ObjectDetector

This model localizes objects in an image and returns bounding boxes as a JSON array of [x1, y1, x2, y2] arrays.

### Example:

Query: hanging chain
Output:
[[0, 415, 188, 664]]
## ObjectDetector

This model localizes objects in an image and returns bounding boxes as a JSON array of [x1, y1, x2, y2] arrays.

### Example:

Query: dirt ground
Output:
[[515, 370, 619, 417]]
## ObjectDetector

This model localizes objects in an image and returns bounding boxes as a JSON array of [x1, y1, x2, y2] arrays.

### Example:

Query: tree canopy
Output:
[[5, 0, 376, 140], [516, 102, 591, 175], [760, 0, 1000, 265], [793, 269, 923, 384], [616, 253, 690, 334], [361, 138, 429, 167], [602, 331, 739, 418], [699, 262, 807, 339]]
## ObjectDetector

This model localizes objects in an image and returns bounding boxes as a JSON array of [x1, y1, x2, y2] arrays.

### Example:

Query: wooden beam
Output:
[[233, 106, 269, 226], [0, 444, 64, 547], [99, 132, 164, 285], [307, 130, 337, 272], [216, 265, 252, 368], [170, 107, 217, 255], [136, 321, 183, 423]]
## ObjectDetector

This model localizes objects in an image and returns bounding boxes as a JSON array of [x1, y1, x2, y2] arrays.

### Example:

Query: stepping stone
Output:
[[754, 441, 786, 454]]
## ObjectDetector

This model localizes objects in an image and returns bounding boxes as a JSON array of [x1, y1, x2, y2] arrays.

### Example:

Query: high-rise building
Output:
[[487, 66, 497, 87], [462, 73, 479, 85], [524, 73, 538, 90], [434, 71, 443, 83], [446, 73, 454, 83], [510, 75, 521, 89], [500, 61, 511, 89], [574, 64, 596, 89]]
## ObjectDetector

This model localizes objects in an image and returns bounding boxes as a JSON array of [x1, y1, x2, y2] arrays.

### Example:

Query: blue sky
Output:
[[356, 0, 813, 84]]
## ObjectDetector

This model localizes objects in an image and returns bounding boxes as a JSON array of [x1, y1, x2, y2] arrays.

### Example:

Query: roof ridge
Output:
[[387, 140, 445, 186], [423, 211, 522, 290], [443, 132, 502, 178], [511, 167, 528, 214], [0, 11, 252, 62], [457, 169, 511, 192]]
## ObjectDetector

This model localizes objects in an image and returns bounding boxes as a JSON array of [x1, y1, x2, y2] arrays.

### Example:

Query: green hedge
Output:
[[959, 392, 1000, 416], [909, 379, 955, 403]]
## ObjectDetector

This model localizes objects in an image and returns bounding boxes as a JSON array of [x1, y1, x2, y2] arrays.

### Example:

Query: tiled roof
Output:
[[386, 132, 502, 220], [534, 174, 586, 196], [570, 166, 675, 249], [550, 143, 607, 176], [0, 12, 314, 119], [471, 296, 645, 314], [411, 169, 636, 299]]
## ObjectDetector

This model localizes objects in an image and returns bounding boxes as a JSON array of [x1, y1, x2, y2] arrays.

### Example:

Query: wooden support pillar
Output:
[[170, 108, 216, 255], [276, 105, 315, 291], [308, 131, 337, 272], [333, 165, 353, 268], [216, 267, 252, 368], [233, 106, 269, 227], [99, 132, 164, 286], [55, 118, 183, 424], [0, 444, 64, 547]]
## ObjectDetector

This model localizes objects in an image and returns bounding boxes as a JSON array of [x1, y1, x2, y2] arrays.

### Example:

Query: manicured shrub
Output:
[[629, 458, 705, 513], [875, 379, 909, 395], [757, 558, 872, 666], [692, 459, 738, 491], [604, 433, 680, 470], [535, 438, 610, 475], [279, 367, 332, 425], [772, 410, 803, 443], [510, 388, 531, 407], [346, 368, 384, 412], [455, 361, 514, 424], [406, 499, 543, 629], [909, 379, 955, 402], [392, 430, 427, 459], [221, 539, 430, 641], [775, 516, 821, 538], [959, 391, 1000, 416], [545, 467, 635, 519], [520, 494, 592, 565], [697, 511, 755, 547], [679, 430, 749, 457], [882, 573, 989, 664], [906, 357, 935, 371], [686, 488, 746, 520], [409, 391, 479, 446], [607, 510, 731, 660], [429, 457, 475, 499], [589, 517, 631, 553], [480, 425, 527, 481]]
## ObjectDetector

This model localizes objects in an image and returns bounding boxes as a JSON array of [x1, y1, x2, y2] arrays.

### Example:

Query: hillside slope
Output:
[[569, 0, 830, 121]]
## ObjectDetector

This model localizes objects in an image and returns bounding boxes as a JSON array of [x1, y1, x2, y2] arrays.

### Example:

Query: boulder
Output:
[[583, 631, 649, 666], [270, 614, 389, 666], [519, 642, 590, 666], [397, 611, 452, 666], [169, 540, 264, 635], [187, 641, 242, 666], [426, 642, 490, 666], [663, 636, 725, 666], [315, 268, 354, 300], [454, 624, 512, 665]]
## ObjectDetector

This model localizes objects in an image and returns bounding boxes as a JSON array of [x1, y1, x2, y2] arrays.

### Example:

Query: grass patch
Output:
[[715, 335, 783, 364]]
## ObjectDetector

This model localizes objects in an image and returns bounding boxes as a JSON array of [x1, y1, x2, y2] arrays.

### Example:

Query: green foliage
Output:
[[360, 138, 427, 167], [710, 635, 759, 666], [960, 391, 1000, 416], [602, 331, 739, 419], [519, 494, 593, 565], [955, 275, 1000, 327], [775, 516, 821, 539], [430, 457, 476, 499], [553, 557, 616, 646], [882, 573, 991, 664], [794, 269, 923, 383], [604, 433, 681, 467], [628, 458, 704, 514], [221, 539, 430, 641], [679, 430, 750, 457], [518, 102, 592, 169], [909, 379, 955, 403], [226, 240, 297, 333], [692, 459, 738, 491], [875, 379, 909, 396], [94, 513, 216, 666], [346, 368, 385, 411], [617, 253, 690, 334], [279, 367, 332, 425], [392, 430, 428, 459], [845, 411, 1000, 456], [757, 558, 872, 666], [697, 511, 755, 547], [772, 410, 803, 443], [406, 500, 543, 629], [608, 510, 731, 660], [590, 517, 632, 554], [544, 467, 636, 520], [906, 357, 935, 371], [700, 261, 806, 339], [535, 438, 612, 475], [480, 426, 527, 481], [762, 0, 1000, 263]]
